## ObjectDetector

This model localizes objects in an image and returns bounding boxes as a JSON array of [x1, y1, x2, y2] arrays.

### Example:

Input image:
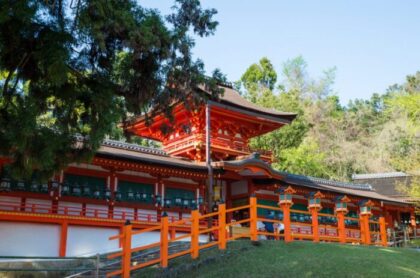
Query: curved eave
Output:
[[95, 151, 207, 172], [208, 99, 296, 125], [213, 158, 285, 180], [283, 177, 410, 206]]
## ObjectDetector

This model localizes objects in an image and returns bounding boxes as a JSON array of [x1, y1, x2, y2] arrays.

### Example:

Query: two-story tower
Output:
[[126, 84, 296, 162]]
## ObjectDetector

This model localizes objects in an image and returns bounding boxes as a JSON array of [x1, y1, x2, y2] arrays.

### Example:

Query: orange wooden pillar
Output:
[[359, 200, 373, 245], [308, 191, 324, 243], [170, 227, 176, 240], [363, 215, 371, 245], [310, 208, 320, 242], [336, 212, 346, 244], [279, 186, 296, 243], [218, 203, 226, 250], [59, 222, 68, 257], [359, 215, 371, 245], [160, 214, 169, 268], [122, 224, 132, 278], [359, 215, 365, 244], [191, 210, 200, 259], [281, 204, 292, 242], [335, 195, 351, 244], [249, 196, 258, 241], [410, 209, 417, 231], [119, 226, 124, 248], [379, 216, 387, 247]]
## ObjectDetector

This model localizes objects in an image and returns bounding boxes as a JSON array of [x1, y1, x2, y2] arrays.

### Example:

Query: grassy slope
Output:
[[136, 240, 420, 278]]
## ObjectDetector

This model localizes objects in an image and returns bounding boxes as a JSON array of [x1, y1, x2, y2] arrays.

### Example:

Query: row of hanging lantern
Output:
[[276, 186, 377, 223], [1, 176, 204, 209], [0, 177, 58, 194]]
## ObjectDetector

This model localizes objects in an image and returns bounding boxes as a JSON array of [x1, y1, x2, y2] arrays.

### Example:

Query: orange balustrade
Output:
[[106, 196, 390, 277]]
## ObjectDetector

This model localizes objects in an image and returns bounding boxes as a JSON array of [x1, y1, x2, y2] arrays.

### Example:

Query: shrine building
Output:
[[0, 84, 418, 257]]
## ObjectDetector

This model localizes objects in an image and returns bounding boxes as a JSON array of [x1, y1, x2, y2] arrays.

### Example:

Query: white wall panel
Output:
[[0, 222, 59, 256], [66, 226, 119, 256]]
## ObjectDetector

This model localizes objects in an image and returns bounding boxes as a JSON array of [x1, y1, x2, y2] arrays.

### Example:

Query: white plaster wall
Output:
[[0, 222, 60, 256], [130, 231, 208, 249], [0, 196, 21, 211], [0, 222, 208, 257], [66, 226, 120, 256], [58, 201, 83, 216], [85, 204, 109, 218], [230, 180, 248, 196], [25, 198, 52, 213], [114, 206, 135, 220]]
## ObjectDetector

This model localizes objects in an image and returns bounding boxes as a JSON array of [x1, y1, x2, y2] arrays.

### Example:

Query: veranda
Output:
[[107, 193, 388, 278]]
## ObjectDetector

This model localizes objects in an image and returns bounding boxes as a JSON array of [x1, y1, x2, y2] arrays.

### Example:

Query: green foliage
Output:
[[239, 57, 420, 191], [274, 139, 330, 178], [240, 57, 277, 102], [0, 0, 223, 180], [137, 240, 420, 278]]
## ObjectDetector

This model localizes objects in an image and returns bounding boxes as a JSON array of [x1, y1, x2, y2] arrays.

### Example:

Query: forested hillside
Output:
[[237, 57, 419, 185]]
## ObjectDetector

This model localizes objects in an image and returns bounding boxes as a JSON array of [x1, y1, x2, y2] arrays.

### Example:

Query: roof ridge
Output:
[[102, 139, 167, 156], [283, 172, 373, 191], [352, 172, 410, 179]]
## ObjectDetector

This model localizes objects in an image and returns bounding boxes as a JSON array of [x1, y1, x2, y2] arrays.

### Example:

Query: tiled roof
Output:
[[280, 172, 408, 204], [202, 85, 297, 121], [352, 172, 410, 179], [93, 141, 409, 205], [285, 173, 373, 191], [102, 139, 167, 156]]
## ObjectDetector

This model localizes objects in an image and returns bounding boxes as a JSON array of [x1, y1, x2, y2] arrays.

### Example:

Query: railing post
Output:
[[379, 217, 387, 247], [218, 203, 226, 250], [337, 211, 346, 244], [191, 210, 200, 259], [281, 204, 292, 243], [170, 228, 176, 240], [121, 223, 132, 278], [359, 216, 365, 244], [310, 207, 320, 242], [249, 196, 258, 242], [364, 215, 371, 245], [160, 213, 169, 268]]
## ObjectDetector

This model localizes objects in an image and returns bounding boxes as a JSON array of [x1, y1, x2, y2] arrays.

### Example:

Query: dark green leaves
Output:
[[0, 0, 221, 180]]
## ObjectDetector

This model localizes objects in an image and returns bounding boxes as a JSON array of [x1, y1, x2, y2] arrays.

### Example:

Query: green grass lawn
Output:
[[134, 240, 420, 278]]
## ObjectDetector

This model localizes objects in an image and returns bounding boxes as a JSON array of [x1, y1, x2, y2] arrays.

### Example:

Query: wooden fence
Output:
[[107, 196, 387, 277]]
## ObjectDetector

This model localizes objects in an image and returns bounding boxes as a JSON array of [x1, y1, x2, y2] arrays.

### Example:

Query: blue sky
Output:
[[141, 0, 420, 105]]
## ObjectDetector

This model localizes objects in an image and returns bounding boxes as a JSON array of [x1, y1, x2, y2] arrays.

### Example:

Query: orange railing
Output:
[[0, 200, 181, 223], [106, 197, 388, 278]]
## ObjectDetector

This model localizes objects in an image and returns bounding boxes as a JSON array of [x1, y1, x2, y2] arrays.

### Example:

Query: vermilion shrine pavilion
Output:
[[0, 84, 418, 257]]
